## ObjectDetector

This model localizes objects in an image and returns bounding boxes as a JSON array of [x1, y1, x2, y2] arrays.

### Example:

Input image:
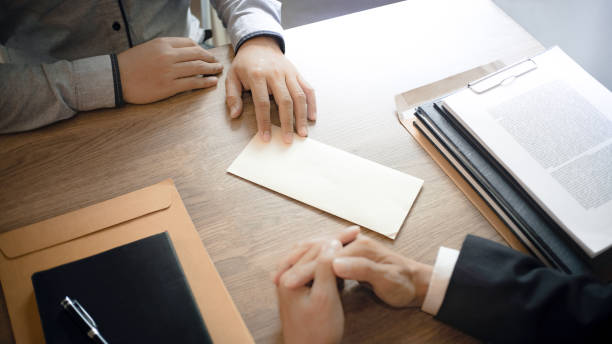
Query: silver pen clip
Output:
[[61, 297, 98, 329], [73, 300, 98, 329]]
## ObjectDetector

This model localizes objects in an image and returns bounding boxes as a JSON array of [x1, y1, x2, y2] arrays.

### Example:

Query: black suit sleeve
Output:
[[435, 235, 612, 343]]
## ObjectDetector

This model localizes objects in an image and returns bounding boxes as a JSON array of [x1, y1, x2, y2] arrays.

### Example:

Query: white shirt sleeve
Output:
[[421, 246, 460, 316], [209, 0, 284, 52]]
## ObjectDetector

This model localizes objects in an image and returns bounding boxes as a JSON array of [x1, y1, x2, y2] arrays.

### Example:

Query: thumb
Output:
[[311, 240, 342, 297], [332, 257, 382, 284], [225, 68, 243, 118]]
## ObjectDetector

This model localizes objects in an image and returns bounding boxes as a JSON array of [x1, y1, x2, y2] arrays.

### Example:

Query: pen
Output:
[[60, 296, 109, 344]]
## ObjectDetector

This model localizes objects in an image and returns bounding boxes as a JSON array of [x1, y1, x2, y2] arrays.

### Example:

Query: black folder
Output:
[[32, 232, 213, 343], [414, 102, 611, 280]]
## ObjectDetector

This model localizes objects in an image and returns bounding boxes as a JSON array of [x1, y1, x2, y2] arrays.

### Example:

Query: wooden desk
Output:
[[0, 0, 542, 342]]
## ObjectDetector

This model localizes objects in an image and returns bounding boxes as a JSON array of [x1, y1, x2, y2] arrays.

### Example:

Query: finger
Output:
[[278, 243, 326, 291], [311, 240, 343, 298], [332, 256, 382, 284], [277, 264, 310, 303], [277, 274, 309, 305], [295, 241, 324, 266], [273, 242, 313, 285], [286, 76, 307, 137], [274, 226, 358, 286], [173, 60, 223, 78], [250, 74, 272, 142], [174, 46, 218, 63], [297, 74, 317, 121], [225, 68, 244, 119], [336, 225, 360, 245], [166, 37, 198, 48], [173, 76, 218, 94], [336, 234, 381, 261], [268, 77, 294, 144], [280, 260, 316, 289]]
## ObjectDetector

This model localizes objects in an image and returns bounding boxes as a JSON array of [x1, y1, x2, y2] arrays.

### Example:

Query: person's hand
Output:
[[225, 36, 316, 144], [273, 225, 360, 287], [277, 239, 344, 344], [278, 227, 433, 308], [117, 37, 223, 104], [333, 234, 433, 308]]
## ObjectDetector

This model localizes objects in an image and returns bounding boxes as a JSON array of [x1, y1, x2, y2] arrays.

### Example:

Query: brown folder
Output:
[[395, 62, 529, 254], [0, 179, 254, 343]]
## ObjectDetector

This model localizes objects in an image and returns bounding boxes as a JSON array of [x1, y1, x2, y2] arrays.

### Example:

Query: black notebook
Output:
[[414, 101, 612, 280], [32, 232, 213, 343]]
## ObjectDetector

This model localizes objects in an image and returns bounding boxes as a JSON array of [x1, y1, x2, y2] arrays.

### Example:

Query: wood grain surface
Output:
[[0, 2, 544, 338], [0, 44, 497, 343]]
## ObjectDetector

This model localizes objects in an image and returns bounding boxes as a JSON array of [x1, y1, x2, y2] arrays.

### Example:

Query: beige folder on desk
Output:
[[395, 62, 529, 254], [0, 179, 253, 343]]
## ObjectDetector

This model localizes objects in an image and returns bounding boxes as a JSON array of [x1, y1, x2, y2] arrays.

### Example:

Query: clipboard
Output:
[[467, 58, 538, 94], [0, 179, 254, 343], [395, 61, 530, 254]]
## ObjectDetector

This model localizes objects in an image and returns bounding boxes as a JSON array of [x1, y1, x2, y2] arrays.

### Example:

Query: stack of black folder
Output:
[[413, 101, 611, 281], [32, 232, 213, 343]]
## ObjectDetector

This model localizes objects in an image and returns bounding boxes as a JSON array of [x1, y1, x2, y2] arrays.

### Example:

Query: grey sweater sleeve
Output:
[[0, 45, 117, 134], [209, 0, 285, 53]]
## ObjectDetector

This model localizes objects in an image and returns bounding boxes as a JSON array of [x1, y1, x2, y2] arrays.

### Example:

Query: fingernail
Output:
[[283, 132, 293, 143], [333, 258, 351, 274], [298, 126, 308, 137], [321, 243, 338, 261], [344, 225, 360, 234], [230, 105, 239, 118], [330, 239, 341, 250], [263, 130, 271, 142], [324, 240, 341, 256]]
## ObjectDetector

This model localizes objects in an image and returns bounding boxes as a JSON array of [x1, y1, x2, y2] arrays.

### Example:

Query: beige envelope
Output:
[[0, 179, 253, 343]]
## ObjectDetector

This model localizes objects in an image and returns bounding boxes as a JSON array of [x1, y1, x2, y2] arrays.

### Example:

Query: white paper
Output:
[[443, 47, 612, 257], [227, 126, 423, 239]]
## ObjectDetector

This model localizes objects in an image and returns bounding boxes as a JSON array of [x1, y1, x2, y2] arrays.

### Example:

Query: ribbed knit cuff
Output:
[[109, 53, 125, 107]]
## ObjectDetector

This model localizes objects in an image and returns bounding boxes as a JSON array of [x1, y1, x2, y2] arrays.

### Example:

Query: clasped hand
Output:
[[274, 226, 433, 344]]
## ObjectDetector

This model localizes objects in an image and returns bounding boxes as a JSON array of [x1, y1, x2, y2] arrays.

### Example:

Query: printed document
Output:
[[443, 47, 612, 257]]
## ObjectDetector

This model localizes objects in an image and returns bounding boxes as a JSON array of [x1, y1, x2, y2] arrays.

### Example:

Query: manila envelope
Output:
[[0, 179, 253, 343]]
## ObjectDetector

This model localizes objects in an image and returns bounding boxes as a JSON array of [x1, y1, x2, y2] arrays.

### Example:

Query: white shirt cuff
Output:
[[421, 246, 459, 316]]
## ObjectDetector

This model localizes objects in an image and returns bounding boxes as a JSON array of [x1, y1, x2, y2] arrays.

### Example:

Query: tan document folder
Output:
[[395, 62, 529, 254], [0, 179, 254, 343]]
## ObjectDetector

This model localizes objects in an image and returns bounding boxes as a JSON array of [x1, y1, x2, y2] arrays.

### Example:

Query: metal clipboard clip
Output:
[[468, 58, 538, 94]]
